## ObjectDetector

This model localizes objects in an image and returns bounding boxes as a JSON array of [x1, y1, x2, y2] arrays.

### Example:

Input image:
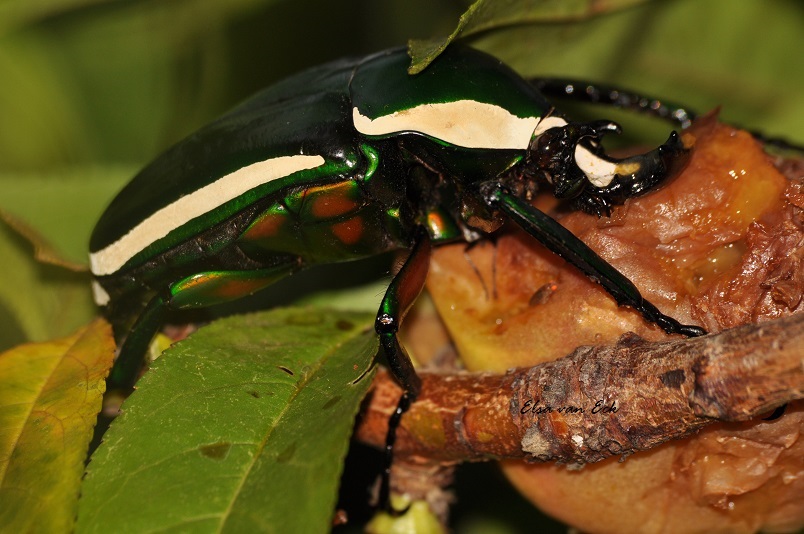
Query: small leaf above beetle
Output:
[[407, 0, 649, 73]]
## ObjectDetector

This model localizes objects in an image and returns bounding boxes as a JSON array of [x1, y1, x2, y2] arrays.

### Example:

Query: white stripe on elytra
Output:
[[89, 154, 326, 276], [353, 101, 540, 150], [354, 105, 620, 187]]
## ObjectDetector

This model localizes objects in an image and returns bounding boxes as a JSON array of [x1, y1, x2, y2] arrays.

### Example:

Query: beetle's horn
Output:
[[571, 129, 693, 216], [531, 119, 693, 215], [607, 130, 693, 198]]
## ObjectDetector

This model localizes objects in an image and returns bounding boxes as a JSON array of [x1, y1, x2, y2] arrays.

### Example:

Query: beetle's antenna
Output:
[[530, 78, 695, 130], [531, 77, 804, 154]]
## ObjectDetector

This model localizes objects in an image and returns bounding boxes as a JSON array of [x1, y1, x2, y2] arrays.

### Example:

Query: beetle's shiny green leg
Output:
[[108, 294, 166, 390], [109, 263, 297, 391], [486, 186, 706, 338], [375, 227, 431, 514]]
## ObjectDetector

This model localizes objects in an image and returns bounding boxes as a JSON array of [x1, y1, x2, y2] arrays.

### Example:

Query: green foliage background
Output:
[[0, 0, 801, 531], [1, 0, 802, 350]]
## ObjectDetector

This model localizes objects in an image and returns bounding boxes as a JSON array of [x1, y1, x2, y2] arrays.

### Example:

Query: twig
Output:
[[356, 313, 804, 465]]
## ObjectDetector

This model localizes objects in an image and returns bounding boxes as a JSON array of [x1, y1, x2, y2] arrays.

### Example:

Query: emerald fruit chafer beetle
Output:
[[90, 45, 705, 508]]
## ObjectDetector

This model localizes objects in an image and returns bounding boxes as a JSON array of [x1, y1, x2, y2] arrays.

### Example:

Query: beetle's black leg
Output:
[[107, 294, 166, 391], [375, 227, 431, 514], [485, 186, 706, 337]]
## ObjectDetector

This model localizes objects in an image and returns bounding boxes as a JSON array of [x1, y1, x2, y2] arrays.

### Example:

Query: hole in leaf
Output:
[[322, 395, 342, 410], [199, 441, 232, 460], [335, 319, 354, 331], [277, 442, 296, 463]]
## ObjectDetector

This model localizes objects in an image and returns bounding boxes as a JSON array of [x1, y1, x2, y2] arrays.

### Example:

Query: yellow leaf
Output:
[[0, 319, 115, 532]]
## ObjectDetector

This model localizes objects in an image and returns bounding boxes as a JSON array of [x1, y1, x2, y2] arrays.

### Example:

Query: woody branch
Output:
[[355, 313, 804, 465]]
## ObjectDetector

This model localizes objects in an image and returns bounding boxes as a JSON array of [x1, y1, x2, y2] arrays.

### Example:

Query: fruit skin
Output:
[[426, 118, 804, 533]]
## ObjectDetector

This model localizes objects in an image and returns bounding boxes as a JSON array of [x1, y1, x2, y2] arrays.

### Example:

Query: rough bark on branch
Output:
[[355, 313, 804, 465]]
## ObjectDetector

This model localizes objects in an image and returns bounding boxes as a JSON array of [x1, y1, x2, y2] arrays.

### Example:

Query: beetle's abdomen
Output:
[[238, 175, 406, 265]]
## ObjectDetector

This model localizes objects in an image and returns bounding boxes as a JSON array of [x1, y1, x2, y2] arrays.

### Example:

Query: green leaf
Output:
[[0, 319, 115, 533], [0, 167, 133, 265], [0, 166, 131, 350], [77, 307, 378, 533], [0, 0, 280, 171], [408, 0, 647, 73], [0, 222, 97, 352], [294, 278, 387, 312], [0, 0, 273, 36], [0, 209, 86, 272], [461, 0, 803, 142]]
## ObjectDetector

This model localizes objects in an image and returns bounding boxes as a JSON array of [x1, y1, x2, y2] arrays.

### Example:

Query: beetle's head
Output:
[[529, 119, 693, 216]]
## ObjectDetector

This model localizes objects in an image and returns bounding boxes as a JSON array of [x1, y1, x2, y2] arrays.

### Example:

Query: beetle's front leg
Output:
[[483, 185, 706, 338], [375, 227, 431, 513]]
